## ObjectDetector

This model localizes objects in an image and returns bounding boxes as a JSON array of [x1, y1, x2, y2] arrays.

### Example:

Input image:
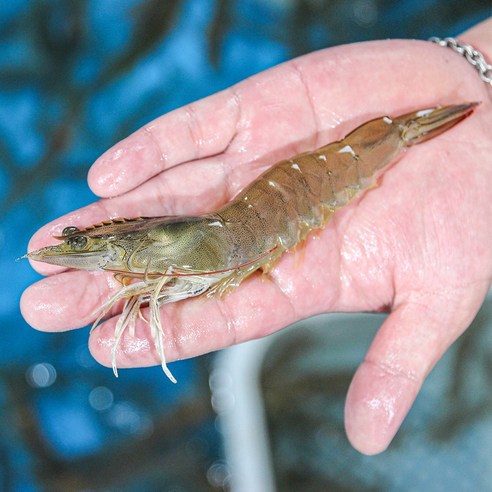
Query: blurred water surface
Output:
[[0, 0, 490, 490]]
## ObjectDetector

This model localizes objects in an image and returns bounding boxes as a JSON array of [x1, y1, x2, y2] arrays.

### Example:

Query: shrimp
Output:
[[26, 102, 477, 381]]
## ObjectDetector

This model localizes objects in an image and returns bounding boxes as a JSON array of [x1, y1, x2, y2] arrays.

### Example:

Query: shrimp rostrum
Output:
[[26, 103, 477, 382]]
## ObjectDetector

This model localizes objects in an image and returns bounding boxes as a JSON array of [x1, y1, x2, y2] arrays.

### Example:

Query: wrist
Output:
[[459, 18, 492, 76]]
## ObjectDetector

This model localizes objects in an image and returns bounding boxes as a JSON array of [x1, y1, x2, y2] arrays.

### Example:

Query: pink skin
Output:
[[21, 19, 492, 455]]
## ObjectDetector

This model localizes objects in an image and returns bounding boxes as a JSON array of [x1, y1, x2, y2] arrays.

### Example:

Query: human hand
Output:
[[21, 19, 492, 454]]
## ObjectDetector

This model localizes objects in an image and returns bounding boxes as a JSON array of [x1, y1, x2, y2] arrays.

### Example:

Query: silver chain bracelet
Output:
[[429, 36, 492, 86]]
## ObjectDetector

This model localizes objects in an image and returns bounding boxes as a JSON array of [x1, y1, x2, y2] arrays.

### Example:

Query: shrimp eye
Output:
[[66, 235, 88, 251], [62, 226, 80, 236]]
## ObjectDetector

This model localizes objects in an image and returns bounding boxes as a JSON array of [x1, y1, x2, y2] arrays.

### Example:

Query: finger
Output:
[[87, 89, 241, 197], [20, 270, 118, 331], [344, 286, 488, 455], [88, 274, 297, 370]]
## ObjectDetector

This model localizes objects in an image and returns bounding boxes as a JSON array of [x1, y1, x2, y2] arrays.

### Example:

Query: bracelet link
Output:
[[429, 36, 492, 86]]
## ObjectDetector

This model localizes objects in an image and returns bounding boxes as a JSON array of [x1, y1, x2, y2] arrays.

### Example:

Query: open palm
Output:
[[22, 21, 492, 455]]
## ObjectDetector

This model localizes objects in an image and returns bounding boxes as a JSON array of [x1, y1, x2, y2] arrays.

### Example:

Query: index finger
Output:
[[87, 89, 241, 197]]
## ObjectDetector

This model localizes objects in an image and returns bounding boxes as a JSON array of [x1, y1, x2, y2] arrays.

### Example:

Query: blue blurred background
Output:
[[1, 1, 490, 490]]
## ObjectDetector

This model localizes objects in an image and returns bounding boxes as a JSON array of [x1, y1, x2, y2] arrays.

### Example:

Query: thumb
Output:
[[344, 286, 488, 455]]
